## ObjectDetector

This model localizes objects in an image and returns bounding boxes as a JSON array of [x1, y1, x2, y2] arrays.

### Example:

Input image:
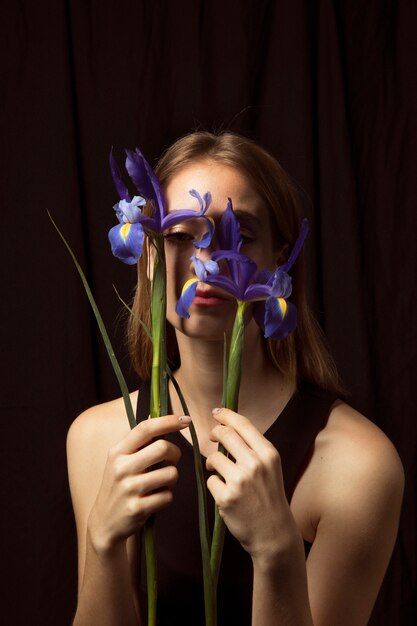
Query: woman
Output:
[[67, 132, 404, 625]]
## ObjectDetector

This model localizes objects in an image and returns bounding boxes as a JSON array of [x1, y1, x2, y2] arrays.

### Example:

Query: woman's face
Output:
[[163, 159, 279, 340]]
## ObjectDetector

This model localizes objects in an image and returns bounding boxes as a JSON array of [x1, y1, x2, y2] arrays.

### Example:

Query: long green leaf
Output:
[[113, 285, 152, 341], [116, 288, 216, 625], [48, 211, 136, 429], [169, 373, 216, 625]]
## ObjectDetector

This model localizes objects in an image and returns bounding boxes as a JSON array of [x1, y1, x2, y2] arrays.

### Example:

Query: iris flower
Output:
[[108, 149, 220, 626], [108, 148, 213, 264], [176, 199, 308, 340]]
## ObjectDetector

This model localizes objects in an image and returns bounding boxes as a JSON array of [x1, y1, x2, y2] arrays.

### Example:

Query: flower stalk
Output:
[[144, 235, 168, 626], [150, 236, 168, 419], [108, 147, 219, 625], [225, 301, 247, 411], [211, 300, 247, 585], [169, 374, 216, 626], [115, 285, 215, 625]]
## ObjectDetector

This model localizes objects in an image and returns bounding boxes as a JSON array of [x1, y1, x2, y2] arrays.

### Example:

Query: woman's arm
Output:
[[67, 398, 190, 626], [206, 407, 314, 625], [300, 403, 404, 625], [206, 405, 404, 626]]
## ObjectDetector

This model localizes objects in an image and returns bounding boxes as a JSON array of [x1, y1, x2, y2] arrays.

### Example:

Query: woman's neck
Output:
[[170, 320, 292, 436]]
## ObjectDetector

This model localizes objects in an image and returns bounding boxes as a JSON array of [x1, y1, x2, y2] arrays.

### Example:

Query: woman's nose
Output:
[[197, 245, 215, 261], [189, 247, 212, 274]]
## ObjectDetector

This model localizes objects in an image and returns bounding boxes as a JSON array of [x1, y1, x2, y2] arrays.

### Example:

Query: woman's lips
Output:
[[193, 286, 229, 306]]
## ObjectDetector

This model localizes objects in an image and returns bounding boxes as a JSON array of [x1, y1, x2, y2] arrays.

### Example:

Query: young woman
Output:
[[67, 132, 404, 625]]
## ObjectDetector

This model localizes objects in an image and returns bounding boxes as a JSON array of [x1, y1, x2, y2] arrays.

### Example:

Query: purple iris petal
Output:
[[125, 148, 165, 224], [108, 222, 145, 265], [109, 148, 131, 201], [243, 282, 272, 301], [114, 196, 147, 224], [194, 225, 214, 249], [177, 200, 308, 342], [189, 189, 212, 212], [264, 298, 297, 339], [113, 200, 156, 232], [110, 147, 217, 265], [188, 190, 214, 249], [254, 270, 273, 285], [238, 258, 259, 293], [215, 199, 242, 283], [161, 210, 201, 230], [161, 191, 214, 249], [192, 255, 219, 281], [202, 274, 242, 301], [270, 270, 292, 299], [218, 198, 241, 252], [211, 250, 258, 294], [279, 218, 309, 273], [175, 279, 199, 319], [211, 249, 248, 263]]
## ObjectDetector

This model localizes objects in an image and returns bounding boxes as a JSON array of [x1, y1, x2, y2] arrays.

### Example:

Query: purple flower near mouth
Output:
[[108, 148, 214, 264], [176, 200, 309, 340]]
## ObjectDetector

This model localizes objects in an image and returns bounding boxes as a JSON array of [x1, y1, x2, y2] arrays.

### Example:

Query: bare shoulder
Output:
[[67, 391, 138, 456], [294, 402, 404, 623], [67, 392, 140, 589], [67, 391, 139, 507], [293, 400, 404, 540], [318, 400, 404, 492]]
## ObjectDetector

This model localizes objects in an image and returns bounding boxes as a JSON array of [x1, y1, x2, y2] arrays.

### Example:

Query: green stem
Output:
[[211, 301, 247, 584], [115, 288, 216, 624], [225, 301, 246, 412], [150, 236, 168, 418], [145, 522, 157, 626], [50, 213, 165, 625], [146, 235, 168, 626], [170, 373, 216, 626]]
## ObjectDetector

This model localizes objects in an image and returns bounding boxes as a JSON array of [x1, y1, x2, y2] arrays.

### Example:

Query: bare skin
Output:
[[67, 161, 404, 625], [68, 378, 403, 625]]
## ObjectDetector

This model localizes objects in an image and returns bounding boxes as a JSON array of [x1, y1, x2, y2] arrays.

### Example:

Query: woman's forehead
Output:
[[164, 160, 266, 218]]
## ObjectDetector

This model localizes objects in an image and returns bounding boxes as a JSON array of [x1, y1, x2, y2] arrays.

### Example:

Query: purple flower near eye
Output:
[[108, 148, 214, 264], [176, 200, 309, 340]]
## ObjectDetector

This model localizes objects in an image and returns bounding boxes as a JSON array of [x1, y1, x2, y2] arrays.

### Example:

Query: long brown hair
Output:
[[128, 131, 345, 394]]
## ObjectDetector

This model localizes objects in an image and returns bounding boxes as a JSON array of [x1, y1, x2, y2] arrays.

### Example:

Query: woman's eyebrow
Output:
[[233, 210, 263, 228]]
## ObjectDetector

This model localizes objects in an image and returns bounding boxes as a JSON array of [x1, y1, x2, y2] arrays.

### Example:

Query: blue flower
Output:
[[108, 148, 214, 264], [176, 200, 308, 340]]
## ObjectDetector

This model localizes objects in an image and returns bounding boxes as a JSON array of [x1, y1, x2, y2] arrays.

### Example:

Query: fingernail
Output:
[[212, 407, 222, 414], [178, 415, 192, 424]]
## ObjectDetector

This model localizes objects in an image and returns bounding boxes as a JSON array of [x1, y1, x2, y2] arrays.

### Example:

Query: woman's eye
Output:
[[164, 231, 194, 244], [240, 232, 255, 245]]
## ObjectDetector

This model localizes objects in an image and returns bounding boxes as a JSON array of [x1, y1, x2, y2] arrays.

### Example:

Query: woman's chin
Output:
[[172, 313, 236, 342]]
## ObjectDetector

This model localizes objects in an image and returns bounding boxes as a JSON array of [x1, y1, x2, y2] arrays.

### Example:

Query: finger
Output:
[[114, 414, 191, 455], [211, 408, 271, 455], [206, 474, 227, 507], [209, 425, 255, 466], [134, 465, 179, 495], [138, 490, 176, 518], [130, 438, 182, 473], [206, 449, 236, 479]]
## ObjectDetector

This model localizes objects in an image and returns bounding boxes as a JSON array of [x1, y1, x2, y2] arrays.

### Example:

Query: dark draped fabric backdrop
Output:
[[1, 1, 416, 624]]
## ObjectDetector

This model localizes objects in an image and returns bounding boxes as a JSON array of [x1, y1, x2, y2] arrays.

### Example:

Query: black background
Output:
[[1, 2, 416, 624]]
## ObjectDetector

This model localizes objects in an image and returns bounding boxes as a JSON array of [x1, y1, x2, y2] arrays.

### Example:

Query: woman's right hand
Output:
[[87, 414, 190, 555]]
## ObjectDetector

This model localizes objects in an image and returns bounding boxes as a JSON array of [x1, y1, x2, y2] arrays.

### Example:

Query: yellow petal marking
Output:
[[181, 278, 199, 295], [277, 297, 287, 317], [120, 223, 131, 241]]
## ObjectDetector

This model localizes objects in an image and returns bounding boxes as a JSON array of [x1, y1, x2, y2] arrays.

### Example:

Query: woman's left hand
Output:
[[206, 407, 300, 565]]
